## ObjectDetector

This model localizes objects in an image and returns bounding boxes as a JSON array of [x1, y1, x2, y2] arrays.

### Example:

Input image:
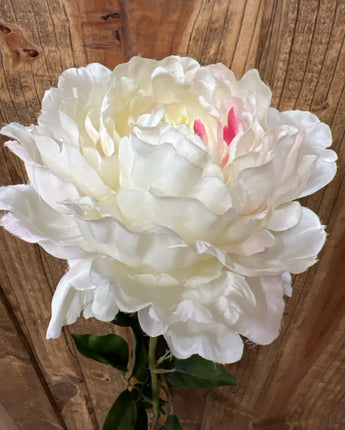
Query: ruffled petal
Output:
[[33, 135, 114, 200], [119, 133, 202, 195], [231, 207, 326, 275], [2, 123, 42, 163], [0, 185, 88, 259], [116, 189, 237, 242], [46, 261, 94, 338], [267, 108, 337, 197], [165, 321, 244, 364], [71, 207, 200, 272], [47, 259, 119, 339], [234, 275, 286, 344], [0, 185, 78, 241], [266, 202, 301, 231]]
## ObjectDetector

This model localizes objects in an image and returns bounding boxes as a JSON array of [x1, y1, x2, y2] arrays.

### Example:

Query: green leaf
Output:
[[133, 383, 153, 409], [112, 311, 139, 327], [130, 326, 149, 381], [72, 333, 129, 372], [112, 311, 149, 381], [134, 401, 148, 430], [159, 415, 183, 430], [103, 390, 138, 430], [167, 355, 237, 389]]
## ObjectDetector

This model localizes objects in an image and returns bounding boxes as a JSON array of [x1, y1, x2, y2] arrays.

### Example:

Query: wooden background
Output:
[[0, 0, 344, 429]]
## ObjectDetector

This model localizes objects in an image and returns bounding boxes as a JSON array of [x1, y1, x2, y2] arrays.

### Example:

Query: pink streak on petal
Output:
[[223, 107, 239, 146], [221, 153, 229, 167], [194, 119, 207, 141]]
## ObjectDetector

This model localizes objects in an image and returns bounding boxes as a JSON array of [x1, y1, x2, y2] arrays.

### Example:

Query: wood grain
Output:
[[0, 404, 20, 430], [0, 0, 345, 429], [0, 288, 64, 430], [126, 0, 195, 60]]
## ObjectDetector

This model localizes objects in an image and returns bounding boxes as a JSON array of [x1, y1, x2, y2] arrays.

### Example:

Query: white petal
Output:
[[120, 134, 202, 195], [33, 135, 114, 200], [3, 138, 80, 211], [266, 201, 301, 231], [224, 229, 275, 256], [0, 185, 86, 259], [267, 108, 319, 130], [267, 109, 337, 197], [47, 258, 118, 338], [138, 307, 166, 337], [85, 109, 100, 144], [237, 69, 272, 119], [234, 275, 286, 345], [58, 111, 80, 147], [63, 259, 94, 290], [71, 208, 200, 272], [26, 164, 80, 212], [90, 285, 119, 321], [90, 256, 185, 313], [282, 272, 292, 297], [39, 63, 112, 139], [135, 107, 166, 127], [46, 264, 94, 338], [116, 189, 238, 243], [165, 321, 244, 364], [1, 213, 47, 243], [231, 207, 326, 275], [188, 176, 232, 214], [232, 134, 316, 212], [0, 185, 79, 242], [151, 55, 200, 83], [82, 147, 119, 190], [2, 123, 41, 163]]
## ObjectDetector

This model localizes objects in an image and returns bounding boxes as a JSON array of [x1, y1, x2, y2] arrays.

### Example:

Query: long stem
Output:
[[148, 336, 160, 429]]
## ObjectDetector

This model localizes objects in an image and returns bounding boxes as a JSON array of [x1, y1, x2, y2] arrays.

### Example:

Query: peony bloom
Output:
[[0, 56, 337, 363]]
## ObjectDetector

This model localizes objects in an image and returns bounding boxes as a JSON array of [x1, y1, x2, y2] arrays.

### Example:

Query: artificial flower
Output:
[[0, 56, 336, 363]]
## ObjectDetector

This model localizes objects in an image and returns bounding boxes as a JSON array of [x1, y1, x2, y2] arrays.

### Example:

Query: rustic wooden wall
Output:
[[0, 0, 344, 429]]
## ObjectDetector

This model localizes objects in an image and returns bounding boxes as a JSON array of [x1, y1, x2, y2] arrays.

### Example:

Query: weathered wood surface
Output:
[[0, 0, 344, 429]]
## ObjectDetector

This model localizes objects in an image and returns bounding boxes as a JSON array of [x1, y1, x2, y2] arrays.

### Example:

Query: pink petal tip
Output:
[[223, 107, 239, 146]]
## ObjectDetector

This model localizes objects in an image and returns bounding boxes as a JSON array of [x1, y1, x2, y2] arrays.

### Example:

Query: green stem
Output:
[[148, 336, 160, 429]]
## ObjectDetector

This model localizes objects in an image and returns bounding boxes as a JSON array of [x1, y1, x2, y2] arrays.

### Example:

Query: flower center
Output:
[[223, 108, 239, 146], [193, 119, 207, 141], [193, 107, 239, 147]]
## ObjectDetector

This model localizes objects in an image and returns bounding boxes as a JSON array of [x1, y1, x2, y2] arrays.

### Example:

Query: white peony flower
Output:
[[0, 56, 337, 363]]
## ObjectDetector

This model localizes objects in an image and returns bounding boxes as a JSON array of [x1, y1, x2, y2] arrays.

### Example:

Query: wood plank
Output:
[[67, 318, 129, 428], [0, 231, 127, 430], [0, 289, 64, 430], [0, 1, 128, 429], [126, 0, 195, 59], [192, 1, 345, 429], [0, 0, 345, 429], [0, 404, 20, 430], [179, 0, 264, 75], [0, 233, 97, 430], [62, 0, 126, 69]]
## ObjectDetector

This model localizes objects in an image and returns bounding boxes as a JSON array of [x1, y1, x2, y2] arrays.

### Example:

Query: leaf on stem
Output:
[[134, 400, 148, 430], [103, 389, 138, 430], [112, 311, 149, 381], [167, 355, 237, 389], [113, 311, 139, 327], [159, 415, 184, 430], [131, 326, 149, 381], [72, 333, 129, 372]]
